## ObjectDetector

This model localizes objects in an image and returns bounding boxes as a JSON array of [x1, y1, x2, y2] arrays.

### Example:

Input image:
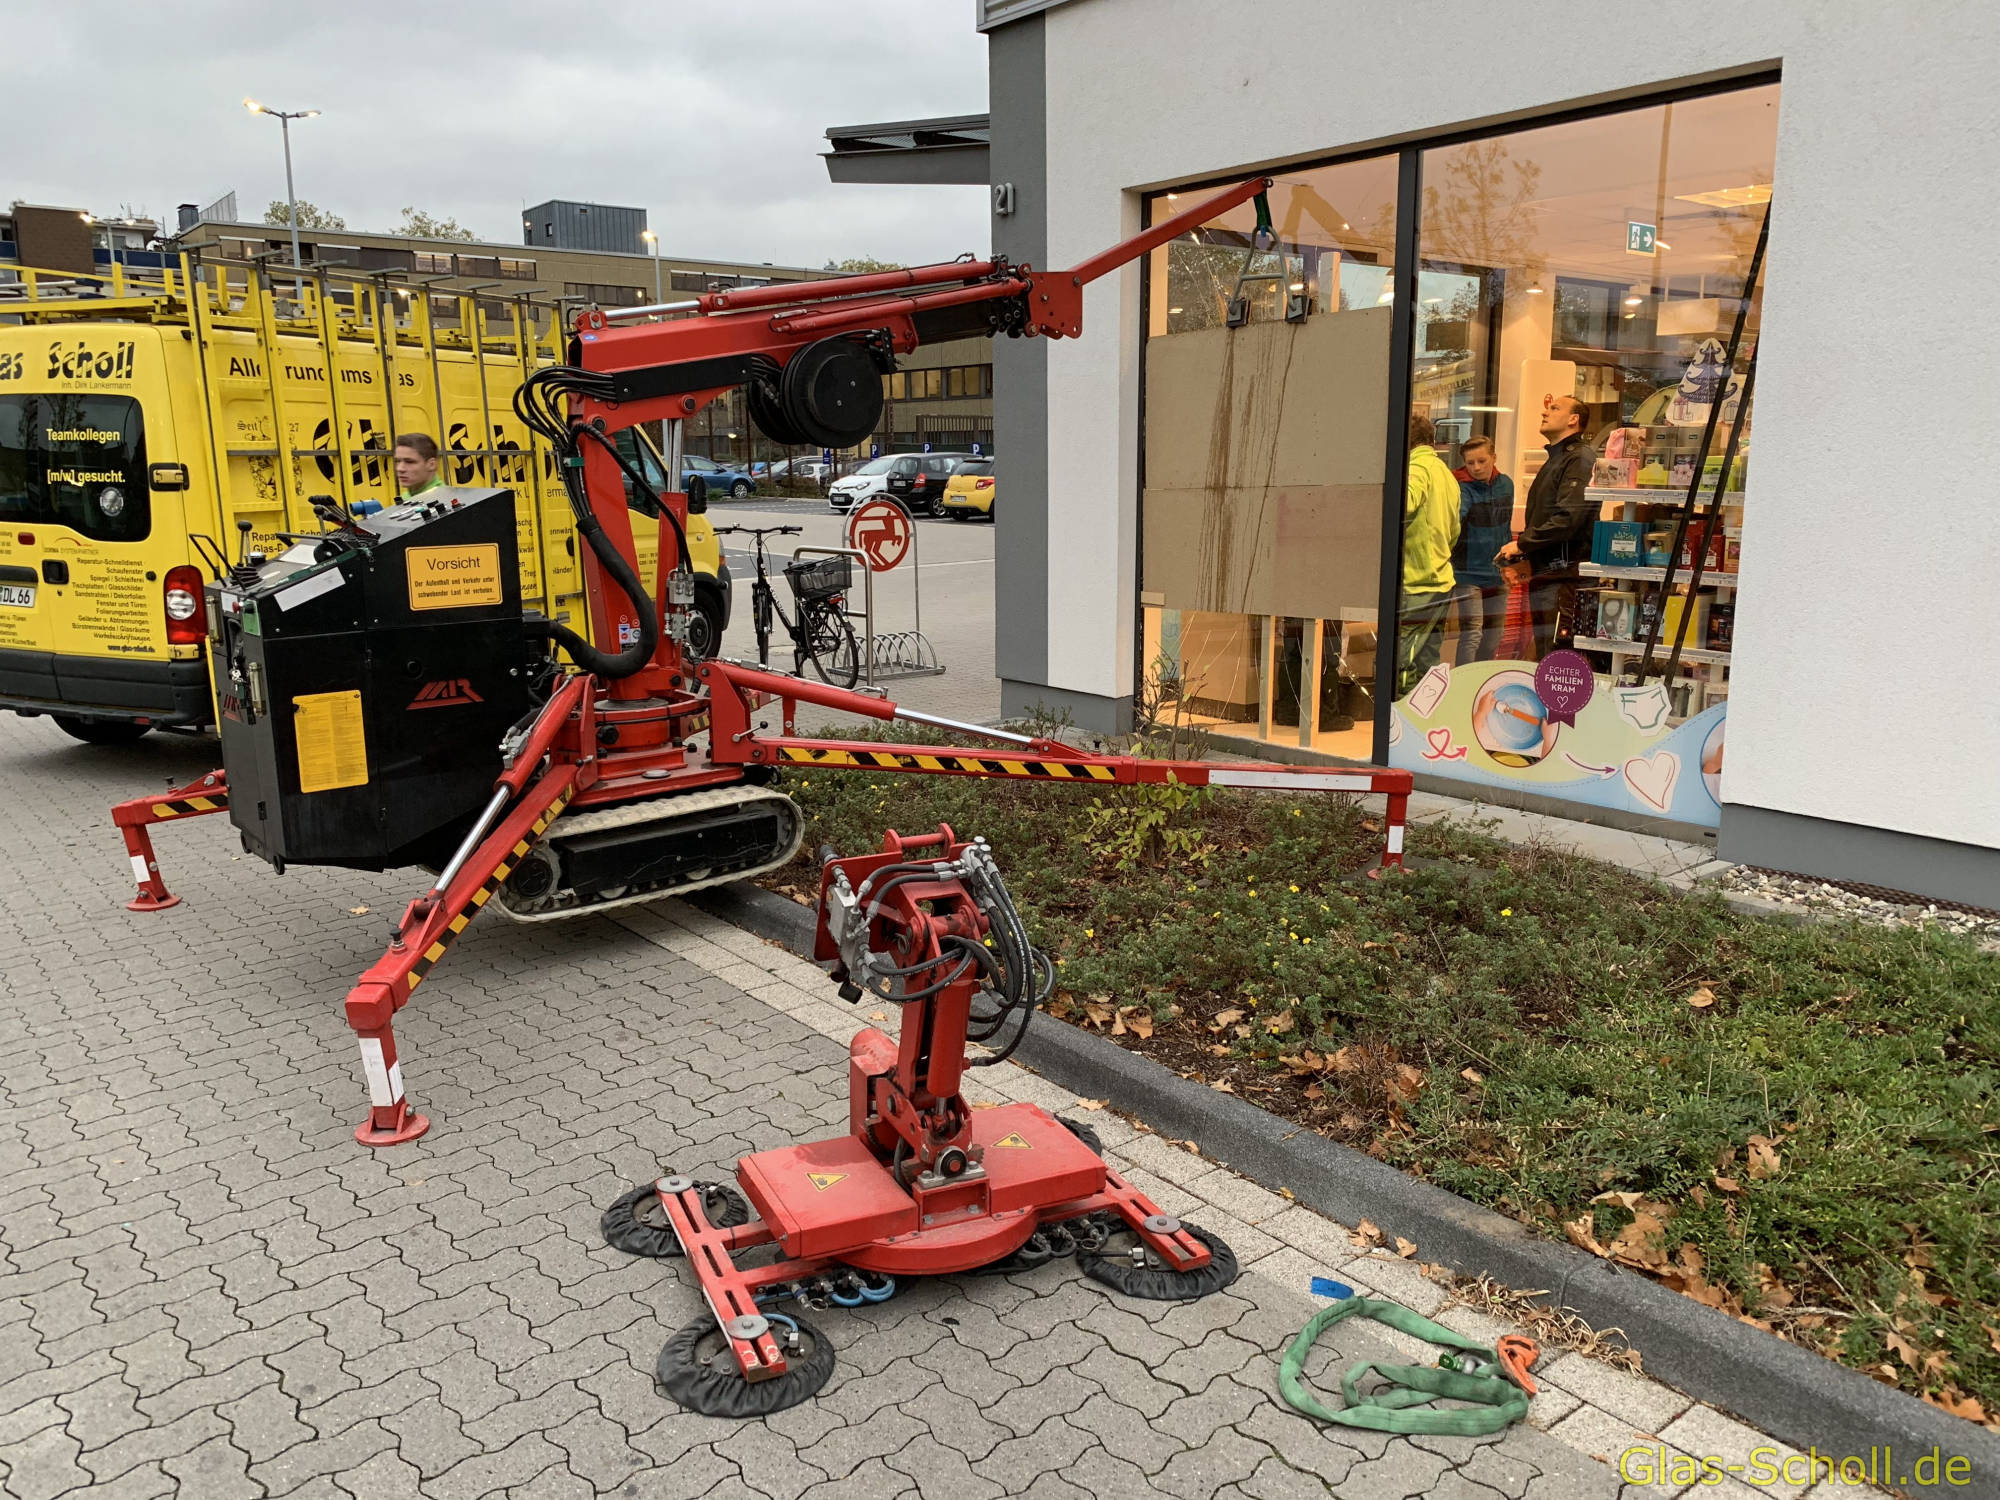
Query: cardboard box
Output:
[[1594, 520, 1646, 565], [1661, 593, 1709, 652]]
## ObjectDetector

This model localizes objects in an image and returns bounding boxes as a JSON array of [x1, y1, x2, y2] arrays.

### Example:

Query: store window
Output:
[[1140, 153, 1401, 761], [1389, 84, 1775, 825]]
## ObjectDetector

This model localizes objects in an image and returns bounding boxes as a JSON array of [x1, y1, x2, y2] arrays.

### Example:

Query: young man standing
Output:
[[1396, 411, 1461, 698], [1449, 434, 1514, 662], [1496, 394, 1595, 658], [393, 433, 447, 502]]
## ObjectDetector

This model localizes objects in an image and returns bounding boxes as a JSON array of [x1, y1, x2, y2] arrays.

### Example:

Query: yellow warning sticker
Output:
[[991, 1133, 1032, 1149], [407, 543, 503, 611], [293, 691, 368, 793], [807, 1172, 847, 1192]]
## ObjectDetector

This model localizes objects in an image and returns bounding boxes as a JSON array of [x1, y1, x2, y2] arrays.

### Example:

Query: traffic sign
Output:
[[869, 443, 879, 459], [1627, 221, 1657, 255], [821, 448, 832, 463], [922, 442, 933, 453], [971, 442, 983, 456], [847, 499, 913, 573]]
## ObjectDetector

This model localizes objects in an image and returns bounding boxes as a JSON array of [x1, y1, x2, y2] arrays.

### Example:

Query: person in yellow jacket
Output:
[[1395, 412, 1461, 698]]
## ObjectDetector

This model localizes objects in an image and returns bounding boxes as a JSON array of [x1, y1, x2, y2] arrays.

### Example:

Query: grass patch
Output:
[[768, 725, 2000, 1422]]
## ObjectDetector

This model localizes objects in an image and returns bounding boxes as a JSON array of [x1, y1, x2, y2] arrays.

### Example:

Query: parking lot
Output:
[[0, 715, 1747, 1500], [708, 495, 1000, 727]]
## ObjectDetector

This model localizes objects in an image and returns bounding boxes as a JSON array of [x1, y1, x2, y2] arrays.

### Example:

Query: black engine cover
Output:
[[209, 487, 532, 872]]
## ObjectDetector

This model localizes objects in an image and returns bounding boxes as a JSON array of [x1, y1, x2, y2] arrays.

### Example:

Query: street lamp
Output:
[[244, 98, 320, 293], [640, 227, 662, 302]]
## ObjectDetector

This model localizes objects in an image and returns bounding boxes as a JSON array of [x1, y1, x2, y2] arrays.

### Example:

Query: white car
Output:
[[826, 455, 900, 512]]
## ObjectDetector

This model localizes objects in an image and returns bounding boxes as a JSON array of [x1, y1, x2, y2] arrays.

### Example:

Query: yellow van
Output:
[[0, 258, 727, 742]]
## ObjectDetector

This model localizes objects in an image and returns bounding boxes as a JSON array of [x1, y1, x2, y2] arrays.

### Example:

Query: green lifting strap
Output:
[[1278, 1297, 1532, 1437], [1252, 190, 1275, 248]]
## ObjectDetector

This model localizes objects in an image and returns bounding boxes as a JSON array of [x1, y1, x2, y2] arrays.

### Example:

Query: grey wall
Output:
[[1720, 806, 2000, 910], [988, 14, 1052, 720]]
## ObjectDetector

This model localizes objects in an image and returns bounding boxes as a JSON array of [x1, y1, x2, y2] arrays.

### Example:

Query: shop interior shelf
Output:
[[1574, 635, 1731, 664], [1587, 487, 1747, 504], [1579, 563, 1740, 587]]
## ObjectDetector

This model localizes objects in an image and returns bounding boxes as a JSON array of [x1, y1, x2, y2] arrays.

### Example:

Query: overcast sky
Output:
[[4, 0, 990, 269]]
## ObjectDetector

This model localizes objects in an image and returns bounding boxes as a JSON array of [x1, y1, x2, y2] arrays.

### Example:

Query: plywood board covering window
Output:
[[1143, 310, 1389, 619]]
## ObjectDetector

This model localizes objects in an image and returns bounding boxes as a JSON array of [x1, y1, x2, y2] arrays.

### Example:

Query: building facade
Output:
[[973, 0, 2000, 906]]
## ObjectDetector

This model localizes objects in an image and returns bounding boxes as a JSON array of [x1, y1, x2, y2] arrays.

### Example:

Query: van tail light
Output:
[[164, 565, 206, 644], [976, 478, 993, 489]]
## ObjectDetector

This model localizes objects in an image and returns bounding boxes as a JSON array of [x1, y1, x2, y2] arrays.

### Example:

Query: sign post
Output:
[[1626, 222, 1657, 256], [843, 499, 942, 684]]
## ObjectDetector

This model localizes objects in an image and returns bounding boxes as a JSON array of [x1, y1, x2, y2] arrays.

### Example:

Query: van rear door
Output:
[[0, 379, 60, 681]]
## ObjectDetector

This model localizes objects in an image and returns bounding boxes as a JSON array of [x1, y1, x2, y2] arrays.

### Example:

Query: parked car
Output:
[[940, 458, 995, 520], [683, 453, 757, 499], [768, 457, 831, 482], [829, 453, 973, 515]]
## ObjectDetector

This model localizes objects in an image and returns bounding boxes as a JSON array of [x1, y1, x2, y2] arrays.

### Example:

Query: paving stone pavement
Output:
[[0, 719, 1879, 1499]]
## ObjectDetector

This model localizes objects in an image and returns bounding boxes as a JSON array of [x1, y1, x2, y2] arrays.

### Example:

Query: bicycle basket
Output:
[[785, 555, 852, 600]]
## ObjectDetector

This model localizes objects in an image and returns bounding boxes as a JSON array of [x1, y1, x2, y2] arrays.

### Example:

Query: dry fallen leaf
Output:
[[1924, 1388, 1987, 1424], [1460, 1067, 1484, 1084], [1209, 1008, 1246, 1032], [1746, 1135, 1782, 1180], [1391, 1064, 1427, 1101], [1232, 1024, 1253, 1040], [1607, 1204, 1673, 1271], [1755, 1264, 1795, 1310], [1329, 1047, 1361, 1075], [1210, 1079, 1235, 1093], [1074, 1098, 1107, 1111], [1127, 1013, 1154, 1040], [1352, 1219, 1384, 1249], [1685, 985, 1716, 1010], [348, 905, 371, 916], [1985, 1323, 2000, 1358], [869, 1011, 888, 1022], [1303, 1084, 1324, 1101], [1177, 1139, 1201, 1155], [1885, 1330, 1922, 1368], [1713, 1173, 1743, 1195], [1278, 1187, 1296, 1200], [1394, 1237, 1418, 1260], [1591, 1190, 1646, 1210], [1265, 1010, 1295, 1036], [1565, 1213, 1609, 1258], [1084, 1002, 1114, 1029], [1207, 1044, 1231, 1057]]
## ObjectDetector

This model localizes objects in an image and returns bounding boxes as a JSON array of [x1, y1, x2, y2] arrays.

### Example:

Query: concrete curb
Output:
[[690, 878, 2000, 1495]]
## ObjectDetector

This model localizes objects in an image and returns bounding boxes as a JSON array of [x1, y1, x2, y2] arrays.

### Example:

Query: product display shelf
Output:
[[1587, 487, 1747, 505], [1575, 635, 1730, 665], [1579, 563, 1739, 589]]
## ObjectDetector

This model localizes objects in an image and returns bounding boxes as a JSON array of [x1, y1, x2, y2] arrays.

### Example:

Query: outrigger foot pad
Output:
[[656, 1313, 835, 1417], [600, 1179, 751, 1258], [1081, 1221, 1239, 1301]]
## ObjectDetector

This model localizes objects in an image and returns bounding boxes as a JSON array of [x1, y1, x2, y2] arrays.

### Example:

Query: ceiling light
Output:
[[1653, 240, 1672, 251], [1424, 297, 1441, 306], [1526, 286, 1545, 295], [1341, 221, 1350, 230], [1675, 184, 1773, 209], [1166, 193, 1178, 201], [1289, 282, 1305, 292], [1623, 312, 1637, 319], [1168, 306, 1183, 315], [1376, 287, 1394, 305], [1623, 296, 1644, 307], [1462, 405, 1513, 413]]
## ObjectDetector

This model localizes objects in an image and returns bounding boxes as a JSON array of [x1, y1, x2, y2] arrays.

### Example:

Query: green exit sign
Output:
[[1627, 221, 1657, 255]]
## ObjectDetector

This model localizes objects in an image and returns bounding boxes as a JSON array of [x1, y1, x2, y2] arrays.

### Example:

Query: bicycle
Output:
[[713, 525, 861, 688]]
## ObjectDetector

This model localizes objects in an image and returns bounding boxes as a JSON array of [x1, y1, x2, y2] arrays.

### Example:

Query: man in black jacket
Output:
[[1496, 394, 1595, 657]]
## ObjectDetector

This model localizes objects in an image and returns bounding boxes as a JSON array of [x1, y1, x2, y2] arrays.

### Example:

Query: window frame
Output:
[[1134, 66, 1782, 767]]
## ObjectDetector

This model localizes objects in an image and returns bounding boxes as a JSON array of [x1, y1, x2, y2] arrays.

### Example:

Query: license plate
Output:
[[0, 585, 35, 608]]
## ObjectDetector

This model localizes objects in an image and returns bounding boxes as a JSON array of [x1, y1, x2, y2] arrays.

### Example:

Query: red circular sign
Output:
[[847, 499, 912, 573]]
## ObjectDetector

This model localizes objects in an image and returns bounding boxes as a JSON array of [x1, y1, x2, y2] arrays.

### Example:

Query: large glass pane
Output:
[[1141, 155, 1399, 760], [1391, 84, 1777, 827]]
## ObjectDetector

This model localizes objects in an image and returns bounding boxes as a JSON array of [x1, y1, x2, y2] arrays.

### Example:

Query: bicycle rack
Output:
[[793, 542, 945, 688]]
